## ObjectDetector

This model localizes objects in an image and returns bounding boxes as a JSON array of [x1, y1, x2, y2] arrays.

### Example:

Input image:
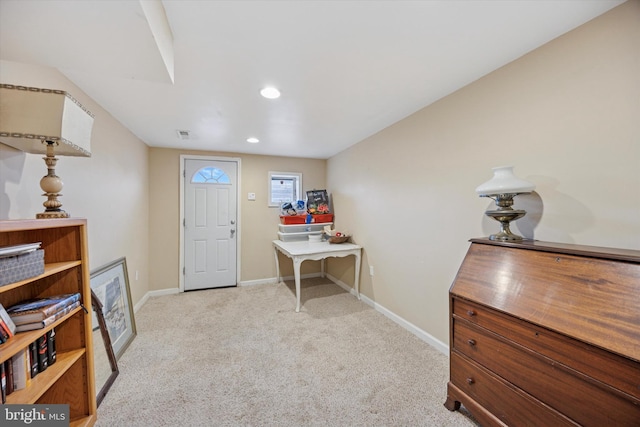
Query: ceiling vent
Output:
[[176, 129, 190, 140]]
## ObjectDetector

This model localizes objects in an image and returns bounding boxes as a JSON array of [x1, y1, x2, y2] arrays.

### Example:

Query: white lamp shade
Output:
[[475, 166, 535, 195], [0, 84, 93, 157]]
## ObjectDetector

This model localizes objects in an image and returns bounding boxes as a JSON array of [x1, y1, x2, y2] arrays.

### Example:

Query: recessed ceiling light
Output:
[[247, 137, 259, 143], [260, 87, 280, 99]]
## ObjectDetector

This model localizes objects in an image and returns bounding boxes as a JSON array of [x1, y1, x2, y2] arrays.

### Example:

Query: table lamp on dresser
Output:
[[475, 165, 535, 241]]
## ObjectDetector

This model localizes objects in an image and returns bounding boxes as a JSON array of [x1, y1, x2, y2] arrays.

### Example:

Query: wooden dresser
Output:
[[444, 238, 640, 427]]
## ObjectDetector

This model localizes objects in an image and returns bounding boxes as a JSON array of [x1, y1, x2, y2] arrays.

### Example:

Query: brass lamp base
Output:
[[485, 209, 526, 241], [37, 209, 70, 219], [37, 141, 70, 219]]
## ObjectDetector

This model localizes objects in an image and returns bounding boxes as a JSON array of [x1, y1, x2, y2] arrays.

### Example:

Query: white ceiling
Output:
[[0, 0, 625, 159]]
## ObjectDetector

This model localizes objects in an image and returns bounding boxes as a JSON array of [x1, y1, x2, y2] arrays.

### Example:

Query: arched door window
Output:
[[191, 167, 231, 184]]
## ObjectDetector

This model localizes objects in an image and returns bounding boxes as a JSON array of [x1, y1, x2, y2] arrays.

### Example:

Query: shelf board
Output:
[[0, 305, 83, 364], [0, 218, 87, 232], [0, 261, 82, 293], [5, 348, 85, 404]]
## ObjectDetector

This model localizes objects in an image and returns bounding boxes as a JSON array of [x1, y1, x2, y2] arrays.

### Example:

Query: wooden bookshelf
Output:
[[0, 218, 96, 426]]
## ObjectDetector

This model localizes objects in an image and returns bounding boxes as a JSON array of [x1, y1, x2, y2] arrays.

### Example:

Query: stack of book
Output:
[[5, 293, 81, 333], [1, 329, 56, 403]]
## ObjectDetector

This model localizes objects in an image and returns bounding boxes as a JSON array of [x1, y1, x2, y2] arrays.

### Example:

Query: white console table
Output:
[[273, 240, 362, 312]]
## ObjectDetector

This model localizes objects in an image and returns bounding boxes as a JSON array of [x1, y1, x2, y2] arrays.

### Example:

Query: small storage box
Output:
[[311, 213, 333, 223], [280, 215, 308, 224], [277, 231, 323, 242], [0, 249, 45, 286], [280, 214, 334, 224]]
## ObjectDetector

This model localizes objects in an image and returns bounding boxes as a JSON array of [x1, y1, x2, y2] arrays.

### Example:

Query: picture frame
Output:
[[91, 289, 118, 407], [90, 257, 136, 360], [306, 189, 330, 214]]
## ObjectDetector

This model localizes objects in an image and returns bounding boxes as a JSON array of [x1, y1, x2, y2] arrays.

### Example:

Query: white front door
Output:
[[184, 158, 238, 290]]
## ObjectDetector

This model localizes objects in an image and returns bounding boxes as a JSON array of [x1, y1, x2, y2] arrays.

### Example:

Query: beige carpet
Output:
[[96, 277, 478, 426]]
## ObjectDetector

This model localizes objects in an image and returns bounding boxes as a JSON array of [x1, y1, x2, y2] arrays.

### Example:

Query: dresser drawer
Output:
[[450, 351, 577, 427], [453, 317, 640, 426], [452, 297, 640, 399]]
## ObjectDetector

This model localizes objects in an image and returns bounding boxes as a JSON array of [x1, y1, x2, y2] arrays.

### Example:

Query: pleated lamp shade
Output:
[[0, 84, 93, 157]]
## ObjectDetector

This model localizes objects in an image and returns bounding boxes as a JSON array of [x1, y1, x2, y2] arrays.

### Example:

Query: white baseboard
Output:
[[240, 272, 322, 287], [239, 277, 278, 287], [133, 288, 179, 313], [326, 273, 449, 355]]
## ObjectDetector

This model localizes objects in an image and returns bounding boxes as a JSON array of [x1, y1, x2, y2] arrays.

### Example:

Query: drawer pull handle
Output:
[[467, 339, 476, 346], [467, 310, 476, 317], [466, 377, 475, 385]]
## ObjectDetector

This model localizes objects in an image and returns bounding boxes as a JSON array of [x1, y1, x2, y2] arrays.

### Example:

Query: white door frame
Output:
[[179, 154, 242, 292]]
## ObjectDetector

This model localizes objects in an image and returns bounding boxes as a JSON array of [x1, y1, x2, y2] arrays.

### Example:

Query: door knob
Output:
[[231, 220, 236, 225]]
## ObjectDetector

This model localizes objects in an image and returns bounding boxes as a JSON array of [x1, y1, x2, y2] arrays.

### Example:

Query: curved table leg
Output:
[[293, 256, 303, 312], [274, 247, 281, 282], [354, 251, 362, 300]]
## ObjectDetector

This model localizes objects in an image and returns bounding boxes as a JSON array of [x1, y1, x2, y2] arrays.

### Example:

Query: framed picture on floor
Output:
[[91, 257, 136, 360], [91, 289, 118, 407]]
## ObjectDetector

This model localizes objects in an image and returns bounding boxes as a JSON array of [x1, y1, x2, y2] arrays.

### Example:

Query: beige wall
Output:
[[148, 147, 326, 291], [326, 1, 640, 346], [0, 60, 151, 307]]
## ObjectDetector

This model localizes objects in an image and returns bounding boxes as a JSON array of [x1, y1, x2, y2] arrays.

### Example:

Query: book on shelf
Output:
[[0, 303, 17, 335], [47, 328, 57, 366], [1, 361, 6, 404], [7, 293, 81, 325], [0, 317, 15, 340], [0, 350, 30, 399], [11, 350, 29, 391], [4, 359, 13, 395], [28, 341, 39, 378], [0, 319, 11, 343], [0, 317, 14, 336], [37, 335, 48, 372], [14, 301, 81, 332]]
